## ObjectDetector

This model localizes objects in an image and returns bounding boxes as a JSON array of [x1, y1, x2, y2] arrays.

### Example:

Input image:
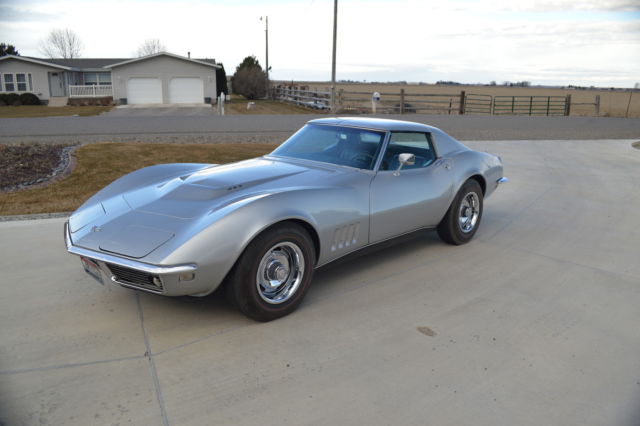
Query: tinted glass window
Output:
[[272, 124, 386, 170], [380, 132, 436, 171]]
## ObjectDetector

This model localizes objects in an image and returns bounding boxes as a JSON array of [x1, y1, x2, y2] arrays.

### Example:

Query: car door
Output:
[[369, 131, 454, 243]]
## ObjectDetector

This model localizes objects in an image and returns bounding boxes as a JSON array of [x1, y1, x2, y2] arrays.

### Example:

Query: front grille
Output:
[[107, 264, 162, 290]]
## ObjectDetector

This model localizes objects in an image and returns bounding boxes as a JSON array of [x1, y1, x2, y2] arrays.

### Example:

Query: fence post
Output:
[[529, 97, 533, 115], [546, 96, 550, 116], [400, 88, 405, 114], [565, 94, 572, 116], [595, 95, 600, 115], [459, 91, 465, 114]]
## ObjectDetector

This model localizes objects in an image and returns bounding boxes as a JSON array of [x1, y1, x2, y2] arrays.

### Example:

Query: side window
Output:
[[380, 132, 436, 171], [4, 74, 14, 92], [16, 74, 27, 91]]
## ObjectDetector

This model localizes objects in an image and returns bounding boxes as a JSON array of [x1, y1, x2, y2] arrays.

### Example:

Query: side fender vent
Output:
[[331, 223, 360, 252]]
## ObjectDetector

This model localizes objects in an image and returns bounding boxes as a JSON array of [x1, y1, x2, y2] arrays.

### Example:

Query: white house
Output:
[[0, 52, 220, 105]]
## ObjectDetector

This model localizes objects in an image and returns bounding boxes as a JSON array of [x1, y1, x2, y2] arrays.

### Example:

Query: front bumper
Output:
[[64, 221, 197, 295]]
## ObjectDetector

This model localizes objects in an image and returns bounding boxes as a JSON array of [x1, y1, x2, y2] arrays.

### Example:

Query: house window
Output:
[[16, 74, 27, 91], [98, 72, 111, 85], [0, 73, 32, 92], [4, 74, 14, 91], [84, 73, 98, 85], [82, 72, 111, 86]]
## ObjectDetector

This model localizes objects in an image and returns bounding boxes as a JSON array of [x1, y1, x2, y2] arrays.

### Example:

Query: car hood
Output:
[[69, 157, 349, 258]]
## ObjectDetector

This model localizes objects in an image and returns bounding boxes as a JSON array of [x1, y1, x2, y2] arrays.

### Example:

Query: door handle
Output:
[[435, 158, 451, 170]]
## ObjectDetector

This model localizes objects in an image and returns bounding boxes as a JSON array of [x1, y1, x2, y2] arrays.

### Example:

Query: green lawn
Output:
[[0, 105, 113, 118]]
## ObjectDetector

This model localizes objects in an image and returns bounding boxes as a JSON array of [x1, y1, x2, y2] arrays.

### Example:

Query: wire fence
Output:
[[271, 85, 601, 116]]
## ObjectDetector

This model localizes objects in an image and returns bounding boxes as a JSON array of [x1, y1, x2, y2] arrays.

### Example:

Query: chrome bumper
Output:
[[64, 221, 197, 294]]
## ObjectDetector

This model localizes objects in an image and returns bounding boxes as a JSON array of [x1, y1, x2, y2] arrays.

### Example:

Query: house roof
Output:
[[38, 58, 129, 68], [1, 53, 220, 72], [108, 52, 220, 69], [0, 55, 71, 70]]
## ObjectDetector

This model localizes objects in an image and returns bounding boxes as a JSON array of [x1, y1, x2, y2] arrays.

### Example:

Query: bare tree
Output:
[[137, 39, 166, 57], [39, 28, 83, 58]]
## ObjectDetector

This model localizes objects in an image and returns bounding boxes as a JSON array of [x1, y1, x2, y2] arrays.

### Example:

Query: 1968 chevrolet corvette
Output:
[[65, 117, 506, 321]]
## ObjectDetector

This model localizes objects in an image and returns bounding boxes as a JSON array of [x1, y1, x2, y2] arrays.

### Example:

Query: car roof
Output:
[[307, 117, 440, 133]]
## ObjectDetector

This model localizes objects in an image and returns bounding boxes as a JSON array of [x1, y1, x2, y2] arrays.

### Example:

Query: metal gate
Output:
[[493, 96, 567, 116], [463, 94, 492, 114]]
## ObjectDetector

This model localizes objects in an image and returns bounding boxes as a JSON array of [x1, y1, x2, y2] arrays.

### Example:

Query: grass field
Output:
[[293, 82, 640, 118], [0, 142, 276, 216], [0, 105, 113, 118], [226, 97, 320, 114]]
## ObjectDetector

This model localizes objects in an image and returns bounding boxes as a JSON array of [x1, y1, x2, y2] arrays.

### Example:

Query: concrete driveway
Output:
[[1, 139, 639, 426]]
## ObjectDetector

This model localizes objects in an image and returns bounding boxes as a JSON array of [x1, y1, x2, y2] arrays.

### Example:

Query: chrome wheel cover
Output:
[[256, 242, 305, 304], [458, 191, 480, 233]]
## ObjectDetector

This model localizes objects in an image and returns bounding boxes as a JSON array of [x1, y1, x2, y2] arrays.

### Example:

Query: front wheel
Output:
[[226, 223, 315, 321], [437, 179, 484, 245]]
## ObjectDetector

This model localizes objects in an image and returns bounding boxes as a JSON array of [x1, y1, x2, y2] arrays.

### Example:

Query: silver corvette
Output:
[[65, 117, 506, 321]]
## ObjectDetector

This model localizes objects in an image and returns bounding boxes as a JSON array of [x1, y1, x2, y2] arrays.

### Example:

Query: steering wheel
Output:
[[351, 152, 374, 166]]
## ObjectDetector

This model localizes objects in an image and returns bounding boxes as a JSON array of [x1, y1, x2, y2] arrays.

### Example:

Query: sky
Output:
[[1, 0, 639, 87]]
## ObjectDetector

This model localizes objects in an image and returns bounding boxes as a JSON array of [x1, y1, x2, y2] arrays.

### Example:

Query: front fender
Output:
[[154, 185, 369, 295]]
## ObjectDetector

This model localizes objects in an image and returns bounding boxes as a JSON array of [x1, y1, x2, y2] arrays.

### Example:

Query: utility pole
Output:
[[330, 0, 338, 112], [261, 16, 269, 95]]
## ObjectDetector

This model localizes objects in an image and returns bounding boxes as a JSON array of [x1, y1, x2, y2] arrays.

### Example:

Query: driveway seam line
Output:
[[136, 293, 170, 426], [0, 354, 144, 375], [153, 323, 251, 356]]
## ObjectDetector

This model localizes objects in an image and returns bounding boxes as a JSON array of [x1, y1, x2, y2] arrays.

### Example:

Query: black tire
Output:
[[226, 223, 315, 322], [437, 179, 484, 245]]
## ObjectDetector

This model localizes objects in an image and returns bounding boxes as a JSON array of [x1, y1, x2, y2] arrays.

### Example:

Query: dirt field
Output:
[[291, 82, 639, 118]]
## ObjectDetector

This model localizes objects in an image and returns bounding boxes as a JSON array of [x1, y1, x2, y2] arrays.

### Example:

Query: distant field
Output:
[[291, 82, 640, 118]]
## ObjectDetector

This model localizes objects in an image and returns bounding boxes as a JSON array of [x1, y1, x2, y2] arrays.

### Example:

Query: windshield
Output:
[[271, 124, 386, 170]]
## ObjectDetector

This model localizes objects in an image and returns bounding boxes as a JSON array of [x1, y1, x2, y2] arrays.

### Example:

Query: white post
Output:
[[372, 92, 380, 114], [218, 92, 225, 115]]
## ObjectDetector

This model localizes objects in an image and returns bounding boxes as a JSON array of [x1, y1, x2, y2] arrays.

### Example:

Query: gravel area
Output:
[[0, 143, 76, 192]]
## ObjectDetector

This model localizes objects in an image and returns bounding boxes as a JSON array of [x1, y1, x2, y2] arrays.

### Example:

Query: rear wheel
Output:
[[437, 179, 483, 245], [226, 223, 315, 321]]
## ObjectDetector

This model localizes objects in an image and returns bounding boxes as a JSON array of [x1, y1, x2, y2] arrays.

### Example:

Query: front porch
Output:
[[69, 85, 113, 98]]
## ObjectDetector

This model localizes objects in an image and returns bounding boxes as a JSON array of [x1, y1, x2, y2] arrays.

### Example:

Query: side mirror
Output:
[[393, 153, 415, 176]]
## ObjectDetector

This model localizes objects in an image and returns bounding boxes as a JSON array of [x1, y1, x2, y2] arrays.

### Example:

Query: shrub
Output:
[[19, 93, 41, 105], [1, 93, 20, 106], [232, 67, 267, 100], [67, 96, 113, 106]]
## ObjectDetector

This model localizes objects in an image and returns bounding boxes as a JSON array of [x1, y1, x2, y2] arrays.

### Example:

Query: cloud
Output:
[[0, 0, 638, 87], [473, 0, 640, 12], [0, 5, 55, 22]]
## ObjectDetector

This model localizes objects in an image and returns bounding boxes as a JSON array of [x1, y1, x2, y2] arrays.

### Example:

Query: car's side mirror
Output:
[[393, 153, 416, 176]]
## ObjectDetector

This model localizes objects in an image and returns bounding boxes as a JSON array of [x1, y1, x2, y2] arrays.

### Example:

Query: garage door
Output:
[[127, 78, 162, 104], [169, 78, 204, 104]]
